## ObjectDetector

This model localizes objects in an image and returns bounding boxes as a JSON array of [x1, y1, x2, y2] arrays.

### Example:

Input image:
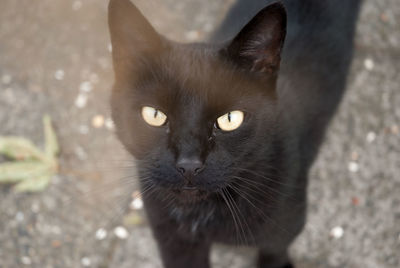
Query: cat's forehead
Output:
[[133, 45, 273, 114]]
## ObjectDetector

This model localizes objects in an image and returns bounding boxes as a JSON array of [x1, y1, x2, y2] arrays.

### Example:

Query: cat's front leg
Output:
[[257, 249, 294, 268], [153, 227, 211, 268]]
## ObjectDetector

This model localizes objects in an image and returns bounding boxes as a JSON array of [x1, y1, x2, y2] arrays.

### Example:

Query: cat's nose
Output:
[[176, 157, 204, 177]]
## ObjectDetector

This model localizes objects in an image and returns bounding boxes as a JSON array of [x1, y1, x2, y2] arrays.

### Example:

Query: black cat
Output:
[[108, 0, 361, 267]]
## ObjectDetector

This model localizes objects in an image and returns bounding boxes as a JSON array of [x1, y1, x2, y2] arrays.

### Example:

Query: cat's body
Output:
[[108, 0, 361, 267]]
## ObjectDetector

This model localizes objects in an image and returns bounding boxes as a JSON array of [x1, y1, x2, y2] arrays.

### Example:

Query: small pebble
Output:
[[114, 226, 129, 239], [74, 146, 87, 160], [2, 74, 12, 84], [350, 151, 359, 161], [31, 203, 40, 213], [105, 118, 115, 130], [75, 93, 88, 108], [92, 115, 105, 128], [366, 131, 376, 143], [79, 81, 93, 93], [79, 125, 89, 135], [352, 197, 360, 206], [130, 197, 144, 210], [21, 256, 32, 265], [51, 225, 62, 235], [72, 1, 82, 11], [391, 125, 399, 135], [95, 228, 107, 240], [52, 240, 62, 248], [54, 70, 65, 80], [380, 13, 389, 23], [348, 161, 359, 173], [384, 126, 392, 134], [185, 30, 201, 41], [81, 257, 91, 267], [330, 226, 344, 239], [364, 58, 374, 71], [16, 212, 24, 222]]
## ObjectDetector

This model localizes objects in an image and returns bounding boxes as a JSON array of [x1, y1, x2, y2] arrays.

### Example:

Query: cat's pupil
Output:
[[154, 110, 158, 118], [228, 112, 231, 122]]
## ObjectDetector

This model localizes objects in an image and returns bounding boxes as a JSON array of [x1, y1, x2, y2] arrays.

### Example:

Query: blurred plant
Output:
[[0, 115, 59, 192]]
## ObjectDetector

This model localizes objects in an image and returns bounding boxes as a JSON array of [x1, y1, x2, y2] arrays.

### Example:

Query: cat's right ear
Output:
[[108, 0, 164, 72]]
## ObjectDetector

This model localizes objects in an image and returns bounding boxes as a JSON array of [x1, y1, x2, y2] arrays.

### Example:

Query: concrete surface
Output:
[[0, 0, 399, 267]]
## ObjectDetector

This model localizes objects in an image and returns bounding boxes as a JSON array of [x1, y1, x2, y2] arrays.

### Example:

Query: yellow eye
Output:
[[141, 106, 167, 127], [216, 110, 244, 131]]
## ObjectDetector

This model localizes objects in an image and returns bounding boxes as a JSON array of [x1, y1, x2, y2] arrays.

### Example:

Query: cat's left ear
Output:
[[224, 2, 287, 75]]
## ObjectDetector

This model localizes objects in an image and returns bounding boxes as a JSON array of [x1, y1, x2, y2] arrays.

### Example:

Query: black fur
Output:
[[108, 0, 361, 267]]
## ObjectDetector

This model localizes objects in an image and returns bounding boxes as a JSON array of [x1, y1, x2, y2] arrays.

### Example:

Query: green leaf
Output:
[[43, 115, 59, 159], [14, 174, 52, 193], [0, 161, 52, 183], [0, 137, 47, 161], [0, 115, 59, 193]]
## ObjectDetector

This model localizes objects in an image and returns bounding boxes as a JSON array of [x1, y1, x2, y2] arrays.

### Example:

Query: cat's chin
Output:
[[172, 188, 210, 204]]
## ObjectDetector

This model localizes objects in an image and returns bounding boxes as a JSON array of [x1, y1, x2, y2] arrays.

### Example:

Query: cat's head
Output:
[[108, 0, 286, 203]]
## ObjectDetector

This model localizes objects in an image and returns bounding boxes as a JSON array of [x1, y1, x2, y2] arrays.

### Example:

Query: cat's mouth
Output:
[[172, 187, 210, 203]]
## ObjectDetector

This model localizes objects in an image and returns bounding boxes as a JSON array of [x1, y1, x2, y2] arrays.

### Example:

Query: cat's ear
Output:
[[224, 2, 286, 75], [108, 0, 163, 67]]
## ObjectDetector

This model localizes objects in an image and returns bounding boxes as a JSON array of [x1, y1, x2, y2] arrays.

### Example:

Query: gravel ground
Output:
[[0, 0, 399, 268]]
